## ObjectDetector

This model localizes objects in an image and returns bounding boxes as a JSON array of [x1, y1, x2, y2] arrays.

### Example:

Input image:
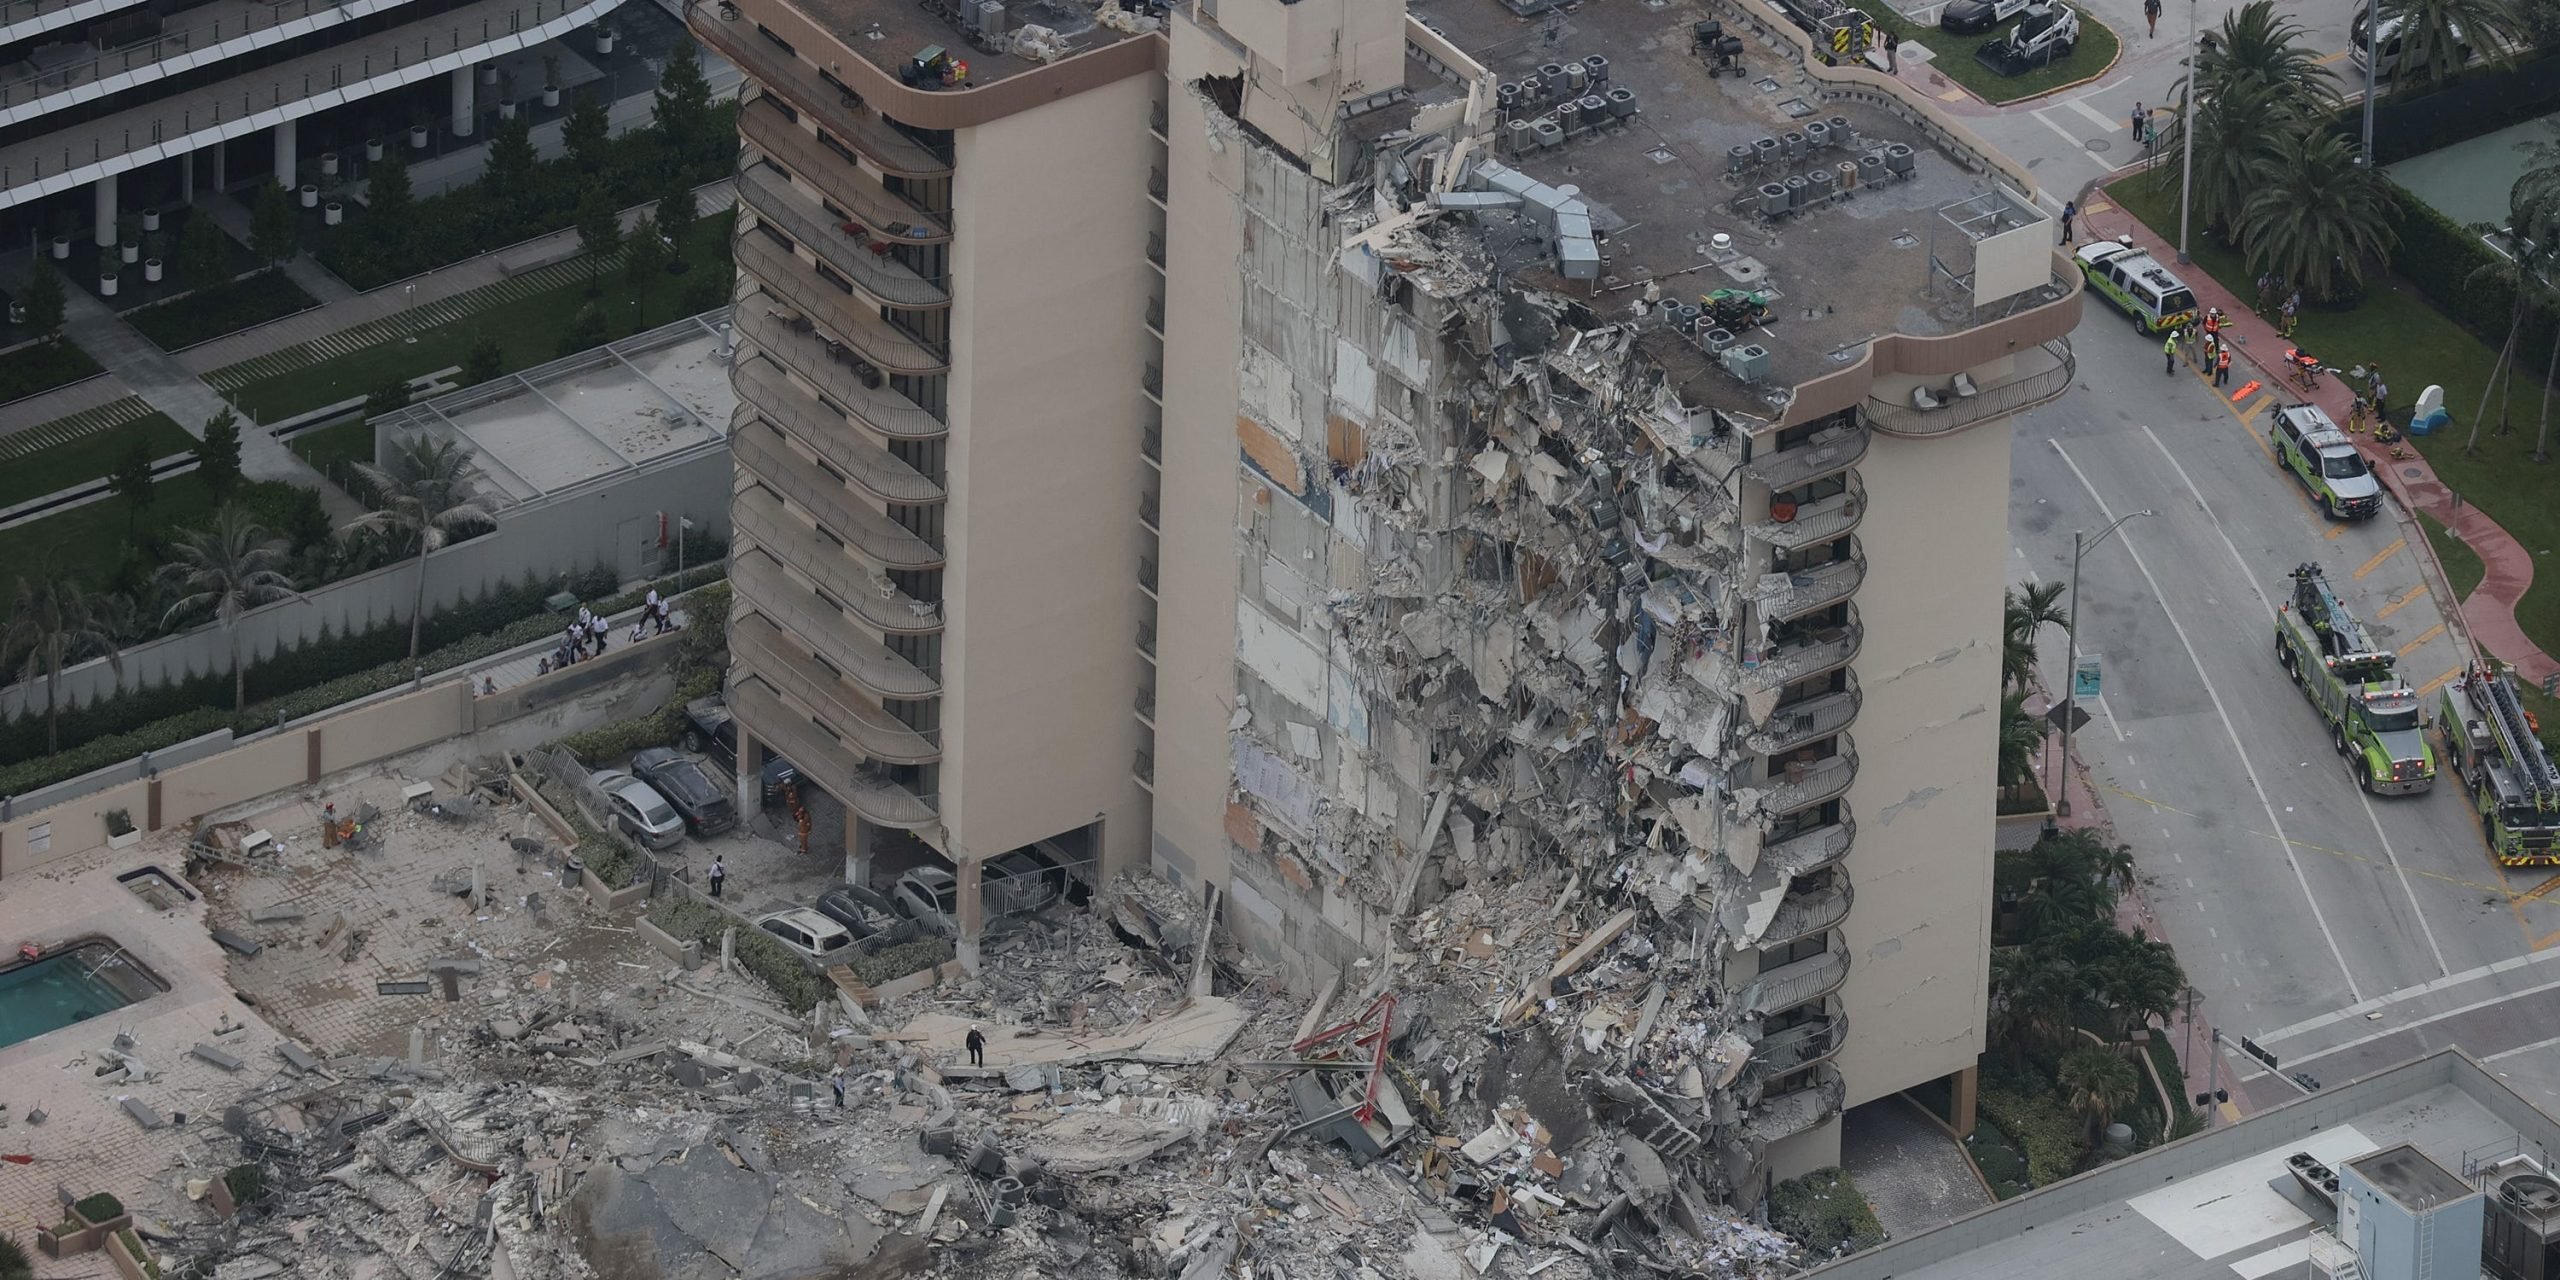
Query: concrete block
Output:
[[189, 1044, 244, 1072], [121, 1098, 167, 1129], [277, 1043, 320, 1072], [208, 928, 261, 957]]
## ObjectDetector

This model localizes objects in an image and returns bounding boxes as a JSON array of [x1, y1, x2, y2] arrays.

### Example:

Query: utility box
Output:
[[2340, 1144, 2485, 1280]]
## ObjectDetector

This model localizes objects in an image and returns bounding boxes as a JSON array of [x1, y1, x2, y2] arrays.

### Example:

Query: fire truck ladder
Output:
[[2291, 563, 2393, 678], [2470, 666, 2560, 809]]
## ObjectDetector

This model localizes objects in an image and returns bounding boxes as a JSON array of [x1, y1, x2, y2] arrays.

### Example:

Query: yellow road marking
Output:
[[1936, 88, 1967, 101], [2325, 526, 2349, 541], [2399, 622, 2447, 656], [2414, 665, 2463, 698], [2354, 537, 2407, 580], [2316, 48, 2351, 65], [2084, 201, 2115, 215], [2238, 393, 2273, 426], [2375, 585, 2426, 620], [2519, 873, 2560, 905], [2098, 781, 2514, 895]]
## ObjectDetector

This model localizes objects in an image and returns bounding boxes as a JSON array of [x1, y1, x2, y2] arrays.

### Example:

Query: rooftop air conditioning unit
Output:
[[1723, 343, 1770, 382]]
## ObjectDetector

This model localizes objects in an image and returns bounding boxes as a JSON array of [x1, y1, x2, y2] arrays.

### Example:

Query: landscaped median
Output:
[[1864, 3, 2119, 106]]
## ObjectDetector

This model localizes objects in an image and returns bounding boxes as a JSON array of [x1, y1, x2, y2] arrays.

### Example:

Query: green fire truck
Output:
[[2275, 563, 2435, 795], [2441, 662, 2560, 866]]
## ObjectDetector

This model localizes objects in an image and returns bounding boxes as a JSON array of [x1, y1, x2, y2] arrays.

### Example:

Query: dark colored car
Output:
[[679, 696, 797, 801], [814, 883, 911, 950], [629, 747, 737, 836], [1939, 0, 2026, 33]]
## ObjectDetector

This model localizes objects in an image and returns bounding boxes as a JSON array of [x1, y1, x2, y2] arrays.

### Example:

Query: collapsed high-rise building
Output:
[[699, 0, 2083, 1210]]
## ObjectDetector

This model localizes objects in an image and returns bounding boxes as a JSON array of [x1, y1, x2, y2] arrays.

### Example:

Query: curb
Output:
[[1970, 22, 2123, 108]]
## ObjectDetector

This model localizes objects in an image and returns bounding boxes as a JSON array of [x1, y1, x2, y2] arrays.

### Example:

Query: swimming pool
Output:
[[0, 940, 165, 1051]]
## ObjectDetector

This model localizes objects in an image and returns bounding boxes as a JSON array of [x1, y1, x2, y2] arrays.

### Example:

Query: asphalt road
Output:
[[2009, 302, 2560, 1111], [1889, 0, 2363, 212]]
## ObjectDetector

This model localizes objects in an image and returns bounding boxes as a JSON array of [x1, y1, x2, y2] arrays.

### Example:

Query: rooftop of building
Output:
[[1807, 1049, 2556, 1280], [786, 0, 1148, 90], [1404, 0, 2062, 418], [372, 311, 736, 504]]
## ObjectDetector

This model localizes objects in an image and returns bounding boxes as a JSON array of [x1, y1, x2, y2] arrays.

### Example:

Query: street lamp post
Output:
[[2176, 0, 2198, 263], [2361, 4, 2378, 164], [2056, 510, 2156, 816]]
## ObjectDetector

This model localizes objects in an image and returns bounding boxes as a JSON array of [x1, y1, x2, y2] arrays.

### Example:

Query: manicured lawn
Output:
[[289, 415, 374, 473], [1869, 4, 2120, 106], [0, 476, 309, 590], [0, 338, 102, 403], [2108, 173, 2560, 658], [0, 412, 192, 510], [125, 270, 320, 351], [2420, 510, 2486, 602], [224, 211, 738, 422]]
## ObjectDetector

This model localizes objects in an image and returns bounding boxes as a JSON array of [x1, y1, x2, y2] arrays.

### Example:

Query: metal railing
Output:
[[1139, 491, 1160, 530], [1146, 231, 1165, 268], [1742, 1065, 1846, 1143], [1862, 339, 2077, 438], [1136, 621, 1156, 657], [1760, 882, 1854, 946], [1149, 98, 1167, 137], [1135, 686, 1155, 720], [1757, 547, 1867, 622], [1743, 423, 1869, 491], [1148, 167, 1167, 202], [737, 163, 949, 309], [1134, 749, 1154, 785], [1761, 814, 1854, 879], [1141, 425, 1162, 463], [1142, 363, 1163, 397], [1144, 296, 1164, 334], [1737, 615, 1861, 693], [1138, 556, 1158, 593], [1760, 747, 1857, 815], [739, 99, 949, 242], [1745, 680, 1860, 755], [1753, 1013, 1847, 1075], [1747, 475, 1865, 548], [1742, 947, 1850, 1017]]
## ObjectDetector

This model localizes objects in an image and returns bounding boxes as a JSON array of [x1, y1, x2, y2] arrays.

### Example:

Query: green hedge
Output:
[[2383, 186, 2553, 363], [647, 898, 829, 1013], [0, 339, 100, 403], [124, 270, 320, 351], [1767, 1168, 1885, 1257], [0, 564, 728, 795], [1964, 1116, 2033, 1199], [1979, 1087, 2086, 1188], [72, 1194, 121, 1224]]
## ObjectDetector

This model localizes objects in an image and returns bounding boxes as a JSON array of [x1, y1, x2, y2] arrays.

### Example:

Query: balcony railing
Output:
[[1142, 425, 1162, 464], [1753, 1012, 1847, 1076], [1135, 748, 1155, 785], [733, 605, 936, 701], [1139, 556, 1159, 594], [734, 628, 940, 765], [1140, 491, 1160, 531], [738, 163, 949, 310], [739, 98, 949, 243], [735, 301, 946, 440], [1760, 814, 1854, 880], [733, 383, 942, 506], [1742, 1064, 1845, 1144], [1149, 98, 1168, 137], [1760, 882, 1854, 947], [1760, 748, 1857, 816], [1145, 296, 1164, 335], [1148, 167, 1167, 203], [736, 233, 949, 375], [696, 15, 950, 178], [1745, 680, 1860, 755], [1136, 686, 1155, 721], [734, 542, 941, 642], [1744, 423, 1869, 492], [734, 423, 945, 570], [1736, 614, 1862, 694], [728, 682, 938, 831], [1748, 477, 1866, 549], [1756, 549, 1867, 623], [1146, 231, 1166, 268], [1137, 622, 1156, 658], [1142, 363, 1163, 398], [1742, 947, 1850, 1017], [734, 490, 942, 632], [1863, 340, 2076, 439]]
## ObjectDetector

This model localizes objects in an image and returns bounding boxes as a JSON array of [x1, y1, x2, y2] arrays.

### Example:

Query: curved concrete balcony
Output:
[[1746, 679, 1860, 755], [1742, 1064, 1845, 1144], [735, 422, 944, 571], [740, 98, 947, 243], [728, 682, 938, 831], [734, 488, 941, 621], [1736, 613, 1861, 695], [1742, 947, 1850, 1018], [1761, 881, 1854, 947], [695, 14, 950, 178], [734, 620, 939, 766], [1760, 747, 1856, 816], [1863, 340, 2076, 439], [739, 163, 949, 310], [1756, 547, 1866, 623], [1744, 424, 1869, 492], [736, 233, 947, 376], [1760, 814, 1854, 880], [1752, 1008, 1846, 1076], [1747, 477, 1864, 549], [732, 603, 935, 702], [733, 384, 941, 506], [733, 541, 940, 642], [735, 300, 946, 440]]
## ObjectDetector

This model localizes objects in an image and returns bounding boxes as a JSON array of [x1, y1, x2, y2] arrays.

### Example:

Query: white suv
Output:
[[755, 909, 855, 963]]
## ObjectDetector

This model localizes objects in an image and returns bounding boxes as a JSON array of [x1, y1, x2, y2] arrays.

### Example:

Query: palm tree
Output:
[[2183, 1, 2339, 108], [2, 572, 124, 753], [159, 507, 301, 711], [2093, 934, 2187, 1040], [1998, 691, 2045, 791], [2237, 128, 2398, 302], [2464, 158, 2560, 456], [2161, 78, 2296, 240], [2379, 0, 2528, 93], [348, 435, 494, 660], [2003, 582, 2069, 692], [2060, 1045, 2143, 1145]]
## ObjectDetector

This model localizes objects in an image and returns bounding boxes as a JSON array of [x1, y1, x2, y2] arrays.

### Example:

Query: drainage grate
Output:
[[2086, 138, 2112, 153], [1777, 98, 1815, 117], [1647, 146, 1677, 164], [1756, 77, 1782, 92], [1891, 232, 1919, 248]]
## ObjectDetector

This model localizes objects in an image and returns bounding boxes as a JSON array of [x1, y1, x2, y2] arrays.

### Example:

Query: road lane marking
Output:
[[2325, 526, 2348, 541], [2030, 109, 2090, 151], [2399, 623, 2447, 657], [2484, 1033, 2560, 1063], [2262, 973, 2560, 1070], [2354, 538, 2407, 580], [2376, 586, 2426, 620], [2316, 48, 2351, 64], [2415, 666, 2462, 697], [2054, 437, 2364, 1001], [2258, 947, 2560, 1044], [2137, 422, 2451, 977], [2066, 98, 2120, 131]]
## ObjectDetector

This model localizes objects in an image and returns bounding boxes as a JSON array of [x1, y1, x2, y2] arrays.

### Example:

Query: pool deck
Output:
[[0, 840, 293, 1261]]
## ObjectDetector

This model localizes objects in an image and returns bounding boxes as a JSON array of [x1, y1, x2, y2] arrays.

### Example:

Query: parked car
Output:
[[629, 748, 737, 836], [890, 866, 963, 937], [590, 770, 687, 851], [679, 696, 797, 801], [1938, 0, 2030, 34], [890, 861, 1059, 937], [814, 883, 909, 949], [755, 908, 856, 963]]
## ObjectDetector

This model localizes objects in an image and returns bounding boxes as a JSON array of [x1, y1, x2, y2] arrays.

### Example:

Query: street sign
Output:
[[2073, 655, 2103, 702], [2240, 1035, 2280, 1072], [2045, 702, 2091, 733]]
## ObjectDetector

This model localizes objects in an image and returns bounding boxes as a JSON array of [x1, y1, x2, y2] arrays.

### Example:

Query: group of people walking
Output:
[[534, 590, 679, 676]]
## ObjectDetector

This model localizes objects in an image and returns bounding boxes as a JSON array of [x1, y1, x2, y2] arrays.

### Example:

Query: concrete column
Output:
[[272, 117, 296, 185], [92, 173, 115, 247], [955, 854, 983, 974], [1949, 1062, 1979, 1138], [735, 729, 760, 817], [180, 151, 194, 205], [843, 813, 870, 889], [211, 141, 226, 192], [450, 66, 475, 138]]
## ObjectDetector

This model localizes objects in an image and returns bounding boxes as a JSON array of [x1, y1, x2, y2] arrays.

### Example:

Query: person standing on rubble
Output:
[[830, 1065, 847, 1109], [966, 1024, 987, 1068], [708, 856, 726, 899]]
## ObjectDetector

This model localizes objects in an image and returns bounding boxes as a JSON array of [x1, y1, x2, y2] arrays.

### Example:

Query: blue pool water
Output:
[[0, 945, 152, 1050]]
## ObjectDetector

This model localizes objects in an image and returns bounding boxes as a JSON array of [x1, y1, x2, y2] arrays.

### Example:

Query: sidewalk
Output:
[[2081, 190, 2559, 686], [471, 598, 691, 696]]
